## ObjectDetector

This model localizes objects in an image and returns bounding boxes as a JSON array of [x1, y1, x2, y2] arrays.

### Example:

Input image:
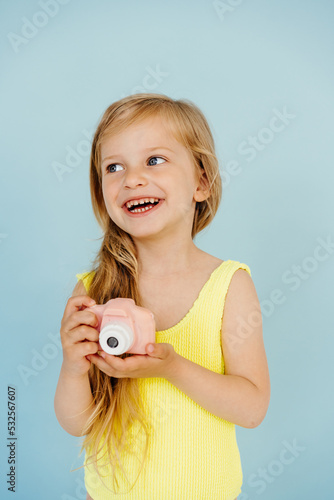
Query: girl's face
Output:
[[100, 115, 209, 240]]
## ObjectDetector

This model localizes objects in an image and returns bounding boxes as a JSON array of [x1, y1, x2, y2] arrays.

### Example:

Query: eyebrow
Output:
[[102, 146, 175, 164]]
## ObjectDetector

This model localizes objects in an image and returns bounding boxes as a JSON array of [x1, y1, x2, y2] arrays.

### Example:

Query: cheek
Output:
[[102, 180, 115, 202], [101, 184, 109, 207]]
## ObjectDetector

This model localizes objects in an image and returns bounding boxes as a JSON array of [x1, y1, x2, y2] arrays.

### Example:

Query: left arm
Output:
[[165, 357, 267, 429], [165, 269, 271, 428]]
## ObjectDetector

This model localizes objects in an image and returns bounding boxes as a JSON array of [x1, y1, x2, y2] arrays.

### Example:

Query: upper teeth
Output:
[[125, 198, 160, 209]]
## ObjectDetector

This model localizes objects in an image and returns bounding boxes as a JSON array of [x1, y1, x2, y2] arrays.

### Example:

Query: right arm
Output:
[[54, 280, 100, 437]]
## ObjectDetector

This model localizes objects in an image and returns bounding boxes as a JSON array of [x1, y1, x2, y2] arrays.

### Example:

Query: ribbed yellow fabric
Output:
[[75, 259, 251, 500]]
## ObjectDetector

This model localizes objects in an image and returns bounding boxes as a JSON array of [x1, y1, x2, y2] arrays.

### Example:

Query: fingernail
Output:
[[147, 344, 154, 353], [98, 350, 106, 358]]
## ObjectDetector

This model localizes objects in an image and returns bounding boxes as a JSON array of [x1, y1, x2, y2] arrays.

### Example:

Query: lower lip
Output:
[[122, 199, 165, 218]]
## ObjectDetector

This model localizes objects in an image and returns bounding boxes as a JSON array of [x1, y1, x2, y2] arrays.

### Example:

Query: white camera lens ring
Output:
[[99, 321, 134, 355]]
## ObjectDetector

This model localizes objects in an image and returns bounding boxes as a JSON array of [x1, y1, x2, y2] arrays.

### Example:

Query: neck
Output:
[[135, 233, 203, 278]]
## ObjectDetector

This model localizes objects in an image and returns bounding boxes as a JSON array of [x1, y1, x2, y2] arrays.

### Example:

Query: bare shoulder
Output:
[[221, 268, 261, 362], [71, 279, 88, 297], [221, 268, 270, 411], [224, 269, 258, 313]]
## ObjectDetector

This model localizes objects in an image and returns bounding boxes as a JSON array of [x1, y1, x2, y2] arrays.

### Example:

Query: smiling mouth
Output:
[[123, 199, 165, 216], [126, 200, 160, 213]]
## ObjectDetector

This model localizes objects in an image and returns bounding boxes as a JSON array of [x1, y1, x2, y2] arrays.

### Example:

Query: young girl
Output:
[[54, 93, 270, 500]]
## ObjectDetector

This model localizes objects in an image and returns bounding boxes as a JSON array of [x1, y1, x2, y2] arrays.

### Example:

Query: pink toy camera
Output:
[[85, 298, 156, 355]]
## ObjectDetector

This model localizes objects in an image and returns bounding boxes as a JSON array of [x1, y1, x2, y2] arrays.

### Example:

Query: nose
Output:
[[123, 165, 148, 188]]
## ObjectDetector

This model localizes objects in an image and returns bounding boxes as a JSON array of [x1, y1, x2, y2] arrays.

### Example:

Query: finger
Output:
[[146, 343, 165, 357], [62, 325, 99, 346], [65, 309, 99, 332], [89, 353, 121, 378], [66, 341, 100, 363], [62, 295, 96, 324], [103, 352, 153, 376], [76, 341, 100, 358], [73, 325, 100, 344], [97, 352, 128, 371]]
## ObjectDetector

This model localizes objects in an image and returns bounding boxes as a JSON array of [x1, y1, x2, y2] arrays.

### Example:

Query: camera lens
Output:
[[107, 337, 119, 349], [99, 322, 133, 355]]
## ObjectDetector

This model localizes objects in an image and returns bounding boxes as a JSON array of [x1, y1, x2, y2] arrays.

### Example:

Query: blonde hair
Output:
[[75, 93, 222, 493]]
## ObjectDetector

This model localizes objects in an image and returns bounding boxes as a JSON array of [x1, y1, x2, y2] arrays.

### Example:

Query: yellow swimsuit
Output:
[[76, 259, 251, 500]]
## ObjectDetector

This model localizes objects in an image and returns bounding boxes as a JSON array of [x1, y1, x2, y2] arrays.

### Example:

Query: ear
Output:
[[194, 169, 211, 203]]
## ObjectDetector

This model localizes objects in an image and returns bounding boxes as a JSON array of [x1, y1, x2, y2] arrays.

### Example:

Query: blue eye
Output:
[[148, 156, 166, 166], [106, 164, 123, 173]]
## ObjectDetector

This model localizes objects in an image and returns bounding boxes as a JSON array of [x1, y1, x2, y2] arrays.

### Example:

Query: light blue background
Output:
[[1, 1, 333, 499]]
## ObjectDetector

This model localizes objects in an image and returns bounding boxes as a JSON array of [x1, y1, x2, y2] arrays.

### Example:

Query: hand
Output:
[[87, 342, 180, 380], [60, 295, 101, 378]]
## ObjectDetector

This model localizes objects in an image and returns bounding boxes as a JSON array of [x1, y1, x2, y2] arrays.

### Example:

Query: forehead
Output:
[[100, 115, 183, 153]]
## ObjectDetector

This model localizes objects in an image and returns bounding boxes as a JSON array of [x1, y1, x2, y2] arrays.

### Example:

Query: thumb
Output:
[[146, 343, 164, 357]]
